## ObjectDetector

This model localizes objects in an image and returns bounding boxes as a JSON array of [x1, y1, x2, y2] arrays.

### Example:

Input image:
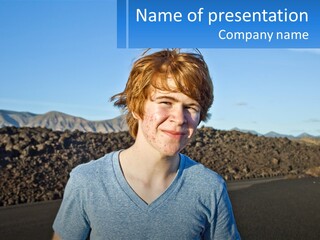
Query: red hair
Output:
[[111, 49, 213, 138]]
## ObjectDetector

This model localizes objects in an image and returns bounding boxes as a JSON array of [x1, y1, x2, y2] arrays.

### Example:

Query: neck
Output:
[[118, 143, 181, 205], [120, 143, 180, 180]]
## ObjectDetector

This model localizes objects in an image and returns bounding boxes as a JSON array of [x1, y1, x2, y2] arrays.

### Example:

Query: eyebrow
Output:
[[153, 96, 179, 102]]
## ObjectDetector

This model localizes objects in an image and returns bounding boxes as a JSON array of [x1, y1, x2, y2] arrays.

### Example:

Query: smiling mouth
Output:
[[162, 130, 187, 138]]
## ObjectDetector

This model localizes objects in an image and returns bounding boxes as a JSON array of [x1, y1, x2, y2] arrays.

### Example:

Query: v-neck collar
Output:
[[112, 151, 185, 212]]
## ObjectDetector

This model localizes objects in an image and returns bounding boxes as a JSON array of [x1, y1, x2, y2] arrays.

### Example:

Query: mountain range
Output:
[[0, 110, 128, 133], [230, 127, 319, 139], [0, 109, 318, 138]]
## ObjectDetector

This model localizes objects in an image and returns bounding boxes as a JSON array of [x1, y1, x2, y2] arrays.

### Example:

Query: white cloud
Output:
[[305, 118, 320, 123], [235, 102, 248, 106], [289, 48, 320, 55]]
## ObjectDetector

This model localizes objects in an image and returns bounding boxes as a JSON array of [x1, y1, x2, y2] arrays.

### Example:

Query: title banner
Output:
[[117, 0, 320, 48]]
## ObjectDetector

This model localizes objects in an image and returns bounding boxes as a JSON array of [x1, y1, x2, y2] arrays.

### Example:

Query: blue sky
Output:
[[0, 0, 319, 136]]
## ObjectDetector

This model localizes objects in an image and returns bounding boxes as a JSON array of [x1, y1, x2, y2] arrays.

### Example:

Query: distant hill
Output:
[[0, 110, 128, 133], [264, 131, 295, 139], [231, 127, 262, 136], [297, 133, 317, 138], [231, 127, 319, 139]]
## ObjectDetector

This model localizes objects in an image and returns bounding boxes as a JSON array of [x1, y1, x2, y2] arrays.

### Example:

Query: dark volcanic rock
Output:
[[0, 126, 320, 206], [182, 128, 320, 180]]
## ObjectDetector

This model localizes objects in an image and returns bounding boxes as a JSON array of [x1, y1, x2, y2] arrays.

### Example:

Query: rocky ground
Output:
[[1, 126, 320, 206]]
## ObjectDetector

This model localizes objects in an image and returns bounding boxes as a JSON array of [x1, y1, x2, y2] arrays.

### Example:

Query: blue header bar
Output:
[[117, 0, 320, 48]]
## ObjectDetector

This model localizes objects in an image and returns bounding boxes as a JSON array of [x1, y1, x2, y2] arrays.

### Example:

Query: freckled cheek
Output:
[[141, 114, 158, 140], [146, 109, 169, 125], [143, 114, 159, 127]]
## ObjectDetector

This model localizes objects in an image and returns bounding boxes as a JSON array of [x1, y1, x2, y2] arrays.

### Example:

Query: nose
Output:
[[170, 106, 186, 125]]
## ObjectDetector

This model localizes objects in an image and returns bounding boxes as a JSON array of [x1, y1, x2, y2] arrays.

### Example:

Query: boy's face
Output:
[[136, 78, 200, 157]]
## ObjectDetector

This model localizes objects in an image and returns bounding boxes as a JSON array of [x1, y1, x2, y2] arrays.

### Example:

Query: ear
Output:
[[132, 111, 141, 120]]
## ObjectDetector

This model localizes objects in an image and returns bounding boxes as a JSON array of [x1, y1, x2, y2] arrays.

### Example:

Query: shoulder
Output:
[[67, 151, 119, 187], [73, 151, 117, 174], [180, 154, 226, 194], [182, 154, 225, 184]]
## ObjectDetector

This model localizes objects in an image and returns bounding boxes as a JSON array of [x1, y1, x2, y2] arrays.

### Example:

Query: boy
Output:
[[52, 49, 240, 239]]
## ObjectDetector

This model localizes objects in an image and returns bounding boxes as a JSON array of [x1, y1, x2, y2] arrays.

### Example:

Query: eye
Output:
[[186, 105, 200, 113], [160, 101, 172, 106]]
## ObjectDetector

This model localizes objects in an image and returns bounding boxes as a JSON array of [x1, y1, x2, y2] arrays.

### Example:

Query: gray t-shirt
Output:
[[53, 151, 240, 239]]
